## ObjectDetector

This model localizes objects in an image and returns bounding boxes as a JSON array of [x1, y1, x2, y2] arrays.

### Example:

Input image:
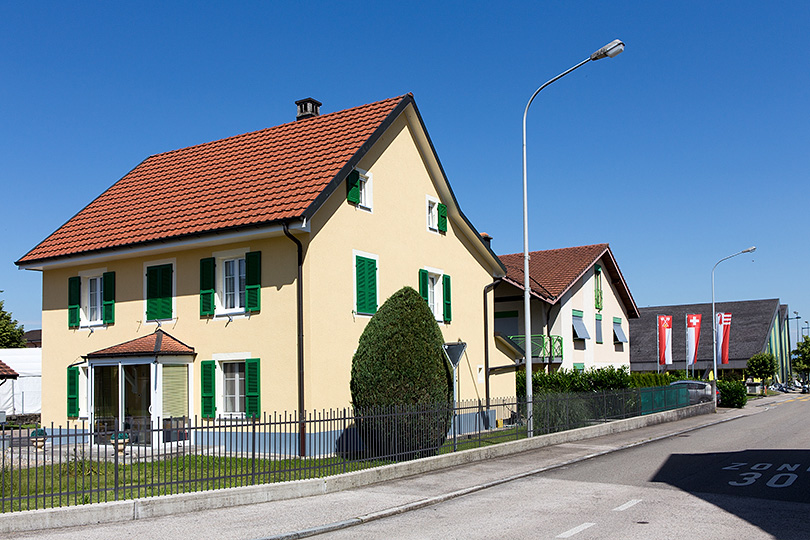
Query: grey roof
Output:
[[629, 298, 781, 372]]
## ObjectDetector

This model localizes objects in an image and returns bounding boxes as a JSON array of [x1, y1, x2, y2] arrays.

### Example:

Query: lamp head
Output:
[[590, 39, 625, 61], [742, 246, 756, 254]]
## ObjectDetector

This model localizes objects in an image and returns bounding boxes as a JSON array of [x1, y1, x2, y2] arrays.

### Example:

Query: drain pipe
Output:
[[483, 278, 502, 409], [283, 222, 306, 457]]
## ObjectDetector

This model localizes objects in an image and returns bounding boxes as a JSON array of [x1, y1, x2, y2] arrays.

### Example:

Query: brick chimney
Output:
[[295, 98, 322, 120]]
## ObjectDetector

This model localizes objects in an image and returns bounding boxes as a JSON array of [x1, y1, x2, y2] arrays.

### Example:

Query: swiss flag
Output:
[[686, 314, 702, 366]]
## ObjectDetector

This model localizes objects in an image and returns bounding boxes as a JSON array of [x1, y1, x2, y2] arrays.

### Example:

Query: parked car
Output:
[[670, 380, 714, 404]]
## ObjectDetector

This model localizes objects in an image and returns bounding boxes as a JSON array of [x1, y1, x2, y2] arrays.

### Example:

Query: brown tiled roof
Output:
[[86, 330, 195, 358], [499, 243, 639, 317], [0, 359, 19, 379], [18, 95, 409, 264]]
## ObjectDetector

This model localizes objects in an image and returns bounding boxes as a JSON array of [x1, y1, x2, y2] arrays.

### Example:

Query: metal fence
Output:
[[0, 386, 687, 513]]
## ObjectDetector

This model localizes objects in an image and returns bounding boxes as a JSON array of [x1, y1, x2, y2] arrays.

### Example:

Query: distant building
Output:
[[23, 329, 41, 348], [629, 299, 791, 381]]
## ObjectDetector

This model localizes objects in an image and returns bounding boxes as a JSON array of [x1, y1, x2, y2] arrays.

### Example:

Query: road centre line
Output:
[[613, 499, 642, 511], [557, 522, 595, 538]]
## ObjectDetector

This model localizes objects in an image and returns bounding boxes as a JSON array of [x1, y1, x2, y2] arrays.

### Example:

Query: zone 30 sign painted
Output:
[[723, 462, 804, 488]]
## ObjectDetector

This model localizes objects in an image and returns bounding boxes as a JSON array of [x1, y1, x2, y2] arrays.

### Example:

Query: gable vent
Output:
[[295, 98, 322, 120]]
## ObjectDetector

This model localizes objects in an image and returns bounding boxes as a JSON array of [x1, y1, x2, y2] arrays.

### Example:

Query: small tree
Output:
[[0, 300, 26, 348], [746, 352, 777, 395], [792, 336, 810, 384], [350, 286, 452, 460]]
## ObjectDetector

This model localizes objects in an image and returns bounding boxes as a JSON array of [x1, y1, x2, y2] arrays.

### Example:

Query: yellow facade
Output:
[[35, 103, 512, 427]]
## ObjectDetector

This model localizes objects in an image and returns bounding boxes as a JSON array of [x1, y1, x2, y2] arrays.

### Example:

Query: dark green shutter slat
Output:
[[68, 276, 81, 328], [443, 274, 452, 322], [201, 360, 216, 419], [346, 170, 360, 204], [147, 264, 173, 320], [102, 271, 115, 324], [200, 258, 216, 316], [246, 251, 261, 312], [437, 203, 447, 232], [418, 269, 429, 303], [245, 358, 260, 418], [67, 366, 79, 417], [355, 256, 377, 314]]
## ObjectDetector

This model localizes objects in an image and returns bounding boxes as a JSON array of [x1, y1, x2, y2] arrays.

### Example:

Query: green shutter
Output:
[[201, 360, 216, 419], [245, 358, 260, 418], [200, 257, 216, 316], [443, 274, 452, 323], [346, 170, 360, 204], [355, 256, 377, 314], [437, 203, 447, 232], [419, 269, 429, 303], [67, 366, 79, 418], [68, 276, 81, 328], [102, 271, 115, 324], [146, 264, 173, 320], [245, 251, 261, 312]]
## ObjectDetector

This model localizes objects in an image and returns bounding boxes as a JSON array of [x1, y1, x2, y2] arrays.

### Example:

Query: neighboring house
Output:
[[0, 348, 41, 415], [15, 94, 511, 436], [493, 244, 639, 374], [23, 329, 42, 348], [629, 299, 791, 382]]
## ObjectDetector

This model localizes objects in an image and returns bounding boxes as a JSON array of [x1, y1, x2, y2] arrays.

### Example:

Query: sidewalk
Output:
[[5, 395, 784, 540]]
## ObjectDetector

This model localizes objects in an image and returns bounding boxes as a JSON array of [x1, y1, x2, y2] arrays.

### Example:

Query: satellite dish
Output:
[[443, 342, 466, 368]]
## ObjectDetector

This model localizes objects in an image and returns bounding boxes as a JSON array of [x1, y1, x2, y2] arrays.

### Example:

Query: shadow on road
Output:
[[651, 449, 810, 539]]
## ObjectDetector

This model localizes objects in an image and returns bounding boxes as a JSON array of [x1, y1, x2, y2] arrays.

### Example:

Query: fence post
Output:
[[113, 431, 119, 501], [251, 416, 257, 486]]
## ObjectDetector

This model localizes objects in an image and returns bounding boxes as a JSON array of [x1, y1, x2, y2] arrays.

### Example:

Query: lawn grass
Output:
[[0, 453, 392, 513]]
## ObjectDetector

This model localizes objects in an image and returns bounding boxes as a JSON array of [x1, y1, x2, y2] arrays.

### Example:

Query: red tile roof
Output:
[[499, 243, 639, 317], [86, 330, 195, 358], [0, 359, 19, 379], [18, 95, 409, 265]]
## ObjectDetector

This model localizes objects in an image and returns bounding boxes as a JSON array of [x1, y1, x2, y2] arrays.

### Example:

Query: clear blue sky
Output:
[[2, 2, 809, 339]]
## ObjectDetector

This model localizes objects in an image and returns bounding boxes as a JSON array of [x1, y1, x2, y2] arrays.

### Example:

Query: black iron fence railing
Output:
[[0, 386, 688, 513]]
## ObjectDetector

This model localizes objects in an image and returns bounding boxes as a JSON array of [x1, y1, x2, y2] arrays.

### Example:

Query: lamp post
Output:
[[711, 246, 756, 402], [522, 39, 624, 437], [790, 311, 801, 345]]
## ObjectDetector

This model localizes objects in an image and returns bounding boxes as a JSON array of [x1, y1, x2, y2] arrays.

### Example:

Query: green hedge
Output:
[[717, 380, 747, 408]]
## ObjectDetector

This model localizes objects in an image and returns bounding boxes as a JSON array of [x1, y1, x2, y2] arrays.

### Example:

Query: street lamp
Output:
[[522, 39, 624, 437], [711, 246, 756, 402]]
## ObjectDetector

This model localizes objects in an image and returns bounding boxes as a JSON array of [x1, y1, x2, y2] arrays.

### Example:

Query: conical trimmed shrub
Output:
[[350, 286, 452, 460]]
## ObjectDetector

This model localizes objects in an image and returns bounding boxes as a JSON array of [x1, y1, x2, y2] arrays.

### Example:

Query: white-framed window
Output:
[[87, 276, 103, 324], [357, 170, 372, 210], [222, 257, 247, 312], [427, 196, 439, 232], [222, 361, 246, 414], [419, 266, 452, 323]]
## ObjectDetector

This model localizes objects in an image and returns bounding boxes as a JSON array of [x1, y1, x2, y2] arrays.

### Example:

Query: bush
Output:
[[629, 372, 674, 388], [717, 380, 747, 408], [350, 287, 452, 460]]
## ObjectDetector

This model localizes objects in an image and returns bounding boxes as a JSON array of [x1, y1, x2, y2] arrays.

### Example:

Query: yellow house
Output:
[[15, 95, 511, 437], [494, 244, 639, 373]]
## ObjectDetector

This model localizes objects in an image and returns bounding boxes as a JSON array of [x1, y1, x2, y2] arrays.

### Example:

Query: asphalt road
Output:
[[10, 394, 809, 540], [321, 394, 810, 540]]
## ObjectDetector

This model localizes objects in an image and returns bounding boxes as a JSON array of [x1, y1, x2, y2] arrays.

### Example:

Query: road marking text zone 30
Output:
[[722, 462, 804, 488]]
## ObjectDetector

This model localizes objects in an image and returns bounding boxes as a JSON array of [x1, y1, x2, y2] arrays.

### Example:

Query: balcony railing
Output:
[[508, 334, 562, 361]]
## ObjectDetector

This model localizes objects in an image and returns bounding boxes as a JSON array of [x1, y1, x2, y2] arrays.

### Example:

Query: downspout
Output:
[[483, 278, 502, 409], [283, 222, 306, 457]]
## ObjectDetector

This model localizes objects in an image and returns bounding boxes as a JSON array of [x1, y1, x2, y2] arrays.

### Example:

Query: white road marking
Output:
[[613, 499, 642, 511], [556, 523, 596, 538]]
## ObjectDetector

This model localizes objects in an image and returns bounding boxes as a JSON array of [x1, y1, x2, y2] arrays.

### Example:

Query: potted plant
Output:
[[30, 428, 47, 449], [113, 432, 129, 454]]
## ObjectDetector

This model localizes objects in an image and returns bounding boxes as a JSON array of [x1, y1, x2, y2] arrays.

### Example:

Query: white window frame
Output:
[[78, 267, 107, 328], [142, 258, 177, 325], [352, 249, 379, 317], [212, 352, 252, 419], [222, 361, 246, 415], [356, 168, 373, 212], [212, 248, 249, 317], [423, 265, 444, 322], [426, 195, 439, 233]]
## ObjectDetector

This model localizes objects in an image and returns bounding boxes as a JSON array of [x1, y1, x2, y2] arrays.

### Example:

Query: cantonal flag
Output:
[[686, 314, 702, 366], [658, 315, 673, 365], [716, 312, 732, 365]]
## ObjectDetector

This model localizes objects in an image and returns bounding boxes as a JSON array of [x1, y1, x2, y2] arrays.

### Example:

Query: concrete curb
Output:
[[0, 402, 716, 534]]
